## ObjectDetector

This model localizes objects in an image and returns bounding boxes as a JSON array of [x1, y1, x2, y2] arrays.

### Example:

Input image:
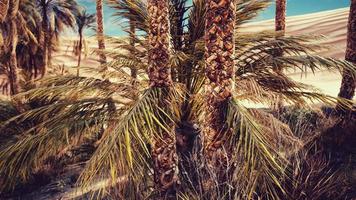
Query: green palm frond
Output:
[[170, 0, 189, 50], [226, 99, 297, 199], [0, 97, 115, 190], [235, 0, 271, 27], [108, 0, 148, 33], [75, 9, 96, 33], [186, 0, 206, 44], [78, 86, 185, 196]]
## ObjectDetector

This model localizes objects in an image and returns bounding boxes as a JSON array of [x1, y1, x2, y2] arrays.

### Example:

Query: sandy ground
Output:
[[54, 7, 351, 98]]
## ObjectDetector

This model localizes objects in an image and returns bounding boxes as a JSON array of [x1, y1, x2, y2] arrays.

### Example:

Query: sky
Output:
[[76, 0, 350, 36]]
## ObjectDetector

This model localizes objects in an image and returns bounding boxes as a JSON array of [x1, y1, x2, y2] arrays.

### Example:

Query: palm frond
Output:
[[226, 99, 298, 199], [108, 0, 148, 33], [235, 0, 271, 27], [78, 86, 185, 197]]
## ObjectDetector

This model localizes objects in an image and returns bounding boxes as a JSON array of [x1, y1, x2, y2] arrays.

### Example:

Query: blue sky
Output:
[[77, 0, 350, 36]]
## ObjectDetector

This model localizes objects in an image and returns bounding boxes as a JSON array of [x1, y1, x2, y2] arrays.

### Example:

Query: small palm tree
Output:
[[36, 0, 79, 77], [337, 0, 356, 113], [75, 9, 95, 77]]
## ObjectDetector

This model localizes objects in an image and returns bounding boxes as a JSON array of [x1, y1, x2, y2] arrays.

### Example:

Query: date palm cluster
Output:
[[0, 0, 355, 199]]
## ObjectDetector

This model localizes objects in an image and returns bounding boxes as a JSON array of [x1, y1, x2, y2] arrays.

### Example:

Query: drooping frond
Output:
[[235, 0, 271, 27], [226, 99, 298, 199], [0, 97, 115, 190], [78, 86, 185, 197], [108, 0, 148, 33], [169, 0, 189, 50], [186, 0, 206, 44]]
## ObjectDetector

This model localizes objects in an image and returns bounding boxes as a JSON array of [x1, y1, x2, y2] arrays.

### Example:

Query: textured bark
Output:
[[48, 29, 53, 70], [275, 0, 286, 33], [204, 0, 235, 178], [151, 128, 179, 198], [338, 0, 356, 104], [274, 0, 286, 74], [8, 0, 20, 95], [76, 32, 83, 77], [96, 0, 107, 65], [0, 0, 9, 22], [41, 0, 49, 77], [148, 0, 178, 198], [148, 0, 172, 87]]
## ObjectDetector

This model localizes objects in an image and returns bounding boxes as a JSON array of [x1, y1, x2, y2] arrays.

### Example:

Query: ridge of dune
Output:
[[243, 8, 350, 99], [241, 7, 348, 60]]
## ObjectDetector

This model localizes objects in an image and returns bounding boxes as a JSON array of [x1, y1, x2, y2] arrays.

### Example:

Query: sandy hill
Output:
[[54, 7, 351, 98]]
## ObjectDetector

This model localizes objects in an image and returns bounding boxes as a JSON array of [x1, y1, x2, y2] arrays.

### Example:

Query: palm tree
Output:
[[337, 0, 356, 113], [6, 0, 20, 95], [0, 0, 42, 95], [147, 0, 178, 197], [203, 0, 235, 185], [96, 0, 107, 65], [1, 0, 356, 199], [37, 0, 78, 77], [75, 9, 95, 77]]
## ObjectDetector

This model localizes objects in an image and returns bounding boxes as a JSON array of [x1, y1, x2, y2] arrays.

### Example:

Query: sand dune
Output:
[[55, 7, 351, 98], [241, 8, 348, 59], [240, 8, 351, 98]]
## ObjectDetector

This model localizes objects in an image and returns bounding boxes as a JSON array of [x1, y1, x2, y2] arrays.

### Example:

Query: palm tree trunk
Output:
[[148, 0, 178, 198], [76, 32, 83, 77], [275, 0, 286, 33], [204, 0, 235, 182], [337, 0, 356, 112], [0, 0, 9, 22], [8, 0, 20, 95], [41, 1, 48, 78], [274, 0, 286, 74], [48, 30, 53, 70], [273, 0, 287, 109], [96, 0, 107, 65]]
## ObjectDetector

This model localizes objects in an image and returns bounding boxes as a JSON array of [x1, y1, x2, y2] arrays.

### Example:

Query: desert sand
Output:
[[54, 7, 351, 98]]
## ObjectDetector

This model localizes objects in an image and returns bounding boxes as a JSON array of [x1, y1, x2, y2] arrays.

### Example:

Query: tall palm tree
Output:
[[1, 0, 41, 95], [337, 0, 356, 112], [37, 0, 78, 77], [0, 0, 31, 95], [75, 9, 95, 77], [147, 0, 178, 197], [7, 0, 20, 95], [96, 0, 107, 65], [203, 0, 235, 182]]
